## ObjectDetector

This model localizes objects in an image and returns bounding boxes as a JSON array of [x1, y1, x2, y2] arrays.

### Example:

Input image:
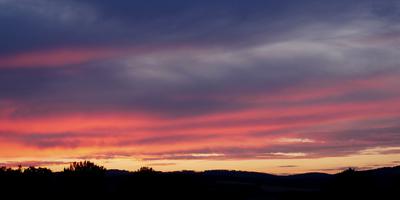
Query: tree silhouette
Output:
[[0, 166, 6, 172], [0, 166, 22, 175], [64, 161, 106, 175]]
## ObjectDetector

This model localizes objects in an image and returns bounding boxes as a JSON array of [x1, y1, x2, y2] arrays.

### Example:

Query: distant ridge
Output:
[[1, 162, 399, 199]]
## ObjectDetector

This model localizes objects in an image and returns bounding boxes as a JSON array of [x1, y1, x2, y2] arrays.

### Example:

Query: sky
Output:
[[0, 0, 400, 174]]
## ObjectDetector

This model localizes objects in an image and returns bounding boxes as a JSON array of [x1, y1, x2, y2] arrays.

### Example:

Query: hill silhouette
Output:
[[0, 161, 399, 200]]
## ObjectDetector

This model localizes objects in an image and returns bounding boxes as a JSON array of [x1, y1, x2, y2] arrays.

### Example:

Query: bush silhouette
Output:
[[339, 167, 356, 175], [137, 166, 156, 173], [24, 166, 52, 175]]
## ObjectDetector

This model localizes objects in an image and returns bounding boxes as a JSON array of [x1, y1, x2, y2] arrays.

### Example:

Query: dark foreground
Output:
[[1, 162, 399, 200]]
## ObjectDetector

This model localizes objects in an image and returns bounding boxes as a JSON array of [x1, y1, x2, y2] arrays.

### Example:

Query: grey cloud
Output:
[[0, 0, 389, 55]]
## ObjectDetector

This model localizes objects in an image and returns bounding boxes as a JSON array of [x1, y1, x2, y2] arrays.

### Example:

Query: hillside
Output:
[[1, 162, 399, 199]]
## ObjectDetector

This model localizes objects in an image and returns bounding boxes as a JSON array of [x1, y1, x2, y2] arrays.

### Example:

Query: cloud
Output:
[[0, 47, 128, 68], [0, 160, 69, 168], [279, 165, 298, 168], [146, 162, 176, 167], [0, 0, 400, 170]]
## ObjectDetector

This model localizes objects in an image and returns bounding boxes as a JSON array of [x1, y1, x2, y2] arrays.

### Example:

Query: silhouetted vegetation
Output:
[[64, 161, 106, 175], [0, 162, 399, 199], [136, 166, 156, 173], [24, 166, 52, 175]]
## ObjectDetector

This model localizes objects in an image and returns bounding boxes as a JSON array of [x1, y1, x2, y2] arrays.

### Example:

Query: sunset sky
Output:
[[1, 0, 400, 174]]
